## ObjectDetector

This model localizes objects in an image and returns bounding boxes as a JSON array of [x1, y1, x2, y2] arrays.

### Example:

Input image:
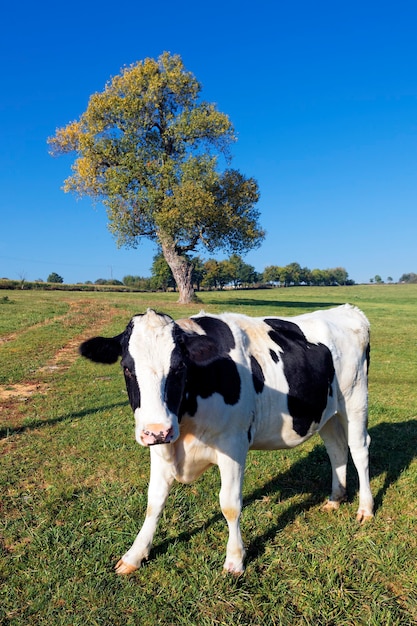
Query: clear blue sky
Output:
[[1, 0, 416, 284]]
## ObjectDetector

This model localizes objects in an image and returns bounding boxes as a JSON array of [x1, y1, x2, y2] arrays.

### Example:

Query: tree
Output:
[[311, 268, 327, 286], [190, 256, 205, 291], [329, 267, 349, 285], [201, 259, 222, 290], [47, 272, 64, 283], [48, 52, 264, 303], [263, 265, 283, 285], [286, 262, 302, 285], [150, 252, 176, 291], [123, 275, 152, 290], [227, 254, 257, 287], [399, 273, 417, 283], [95, 278, 123, 285]]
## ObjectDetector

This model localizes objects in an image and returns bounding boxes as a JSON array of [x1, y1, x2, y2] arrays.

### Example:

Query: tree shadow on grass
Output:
[[203, 298, 342, 310], [150, 419, 417, 566]]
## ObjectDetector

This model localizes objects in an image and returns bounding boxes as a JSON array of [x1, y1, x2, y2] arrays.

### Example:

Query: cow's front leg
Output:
[[217, 449, 246, 575], [115, 447, 175, 575]]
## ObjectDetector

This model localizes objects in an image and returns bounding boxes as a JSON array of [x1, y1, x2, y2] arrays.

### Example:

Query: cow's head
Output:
[[79, 309, 220, 446]]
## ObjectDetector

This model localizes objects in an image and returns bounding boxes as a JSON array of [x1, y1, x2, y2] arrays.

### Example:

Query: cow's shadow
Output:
[[151, 419, 417, 565]]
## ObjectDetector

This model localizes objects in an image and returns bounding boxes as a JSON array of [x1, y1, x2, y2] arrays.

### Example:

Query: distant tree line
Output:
[[4, 260, 416, 291], [122, 255, 354, 291]]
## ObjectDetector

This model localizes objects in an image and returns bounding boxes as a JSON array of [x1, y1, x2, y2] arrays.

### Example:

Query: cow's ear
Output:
[[181, 333, 220, 365], [79, 335, 123, 364]]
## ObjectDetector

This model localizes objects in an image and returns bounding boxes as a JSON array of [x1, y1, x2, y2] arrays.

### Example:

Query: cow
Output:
[[79, 304, 373, 575]]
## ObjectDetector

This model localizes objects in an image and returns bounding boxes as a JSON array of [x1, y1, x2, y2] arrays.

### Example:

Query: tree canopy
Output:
[[47, 272, 64, 284], [48, 52, 264, 303]]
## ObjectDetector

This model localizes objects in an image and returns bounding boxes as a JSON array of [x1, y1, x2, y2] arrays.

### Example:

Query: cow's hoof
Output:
[[223, 562, 244, 576], [356, 511, 374, 524], [115, 559, 138, 575], [322, 499, 341, 512]]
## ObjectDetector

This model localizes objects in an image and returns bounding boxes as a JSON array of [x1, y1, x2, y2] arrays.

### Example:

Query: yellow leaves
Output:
[[74, 156, 97, 182], [63, 156, 101, 196], [47, 120, 81, 155]]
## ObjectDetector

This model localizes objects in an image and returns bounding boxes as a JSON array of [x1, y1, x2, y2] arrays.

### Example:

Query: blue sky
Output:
[[1, 0, 416, 284]]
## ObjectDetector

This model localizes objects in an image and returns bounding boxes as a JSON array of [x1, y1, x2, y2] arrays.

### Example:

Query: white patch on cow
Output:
[[128, 311, 180, 446], [176, 316, 208, 335]]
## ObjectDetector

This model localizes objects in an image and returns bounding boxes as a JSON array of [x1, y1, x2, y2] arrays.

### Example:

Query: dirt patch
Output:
[[0, 299, 119, 420], [0, 382, 46, 401], [0, 332, 19, 345]]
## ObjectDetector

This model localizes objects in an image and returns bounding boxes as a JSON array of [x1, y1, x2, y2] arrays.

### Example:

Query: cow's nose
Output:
[[141, 425, 174, 446]]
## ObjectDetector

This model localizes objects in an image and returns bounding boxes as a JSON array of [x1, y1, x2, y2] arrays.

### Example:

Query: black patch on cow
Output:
[[79, 335, 123, 364], [176, 320, 240, 417], [120, 321, 141, 412], [165, 329, 187, 416], [192, 317, 236, 354], [269, 349, 279, 363], [180, 333, 220, 365], [250, 355, 265, 394], [180, 358, 241, 417], [265, 318, 335, 437]]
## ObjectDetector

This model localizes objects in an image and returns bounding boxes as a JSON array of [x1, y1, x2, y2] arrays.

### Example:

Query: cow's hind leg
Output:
[[217, 451, 246, 575], [346, 416, 374, 522], [115, 448, 175, 575], [319, 415, 349, 511]]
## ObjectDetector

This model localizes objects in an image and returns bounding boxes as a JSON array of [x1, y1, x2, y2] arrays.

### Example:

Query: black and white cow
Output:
[[80, 304, 373, 575]]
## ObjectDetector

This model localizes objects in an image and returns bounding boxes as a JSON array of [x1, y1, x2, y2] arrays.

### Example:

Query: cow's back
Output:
[[205, 305, 370, 451]]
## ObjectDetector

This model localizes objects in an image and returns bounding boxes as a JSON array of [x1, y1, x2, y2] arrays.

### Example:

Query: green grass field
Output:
[[1, 286, 416, 625]]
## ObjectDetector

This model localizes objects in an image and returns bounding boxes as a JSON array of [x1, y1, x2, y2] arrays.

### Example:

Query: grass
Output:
[[1, 285, 416, 625]]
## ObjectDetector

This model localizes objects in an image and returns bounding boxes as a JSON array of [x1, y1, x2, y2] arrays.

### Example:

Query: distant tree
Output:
[[201, 259, 222, 290], [263, 265, 282, 285], [310, 268, 327, 286], [399, 272, 417, 283], [123, 275, 152, 290], [48, 52, 264, 303], [123, 275, 139, 287], [190, 256, 205, 291], [328, 267, 349, 285], [387, 276, 393, 283], [95, 278, 123, 285], [227, 254, 257, 287], [264, 265, 289, 286], [286, 262, 302, 285], [217, 260, 234, 288], [47, 272, 64, 283], [299, 266, 312, 285], [374, 275, 383, 284], [150, 253, 176, 291]]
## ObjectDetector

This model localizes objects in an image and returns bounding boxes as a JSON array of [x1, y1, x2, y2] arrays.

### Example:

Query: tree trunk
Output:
[[161, 240, 196, 304]]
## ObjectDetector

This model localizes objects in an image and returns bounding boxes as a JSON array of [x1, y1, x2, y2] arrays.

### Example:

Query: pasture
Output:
[[1, 285, 416, 625]]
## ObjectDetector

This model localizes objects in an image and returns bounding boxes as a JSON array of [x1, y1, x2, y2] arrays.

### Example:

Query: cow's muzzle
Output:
[[140, 425, 175, 446]]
